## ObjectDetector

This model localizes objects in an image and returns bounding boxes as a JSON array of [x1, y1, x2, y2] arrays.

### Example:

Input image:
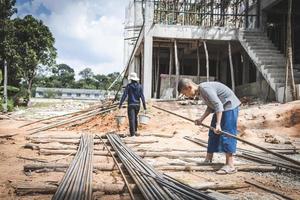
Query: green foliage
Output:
[[0, 85, 19, 93], [79, 68, 94, 80], [32, 65, 122, 93], [74, 79, 97, 89], [1, 98, 14, 112], [1, 14, 57, 103], [0, 0, 17, 19], [54, 64, 75, 87], [11, 15, 57, 74], [0, 0, 17, 62], [106, 72, 122, 91], [93, 74, 109, 89], [13, 86, 30, 105]]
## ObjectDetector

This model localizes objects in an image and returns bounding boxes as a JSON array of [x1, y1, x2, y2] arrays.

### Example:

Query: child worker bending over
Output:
[[177, 78, 241, 174]]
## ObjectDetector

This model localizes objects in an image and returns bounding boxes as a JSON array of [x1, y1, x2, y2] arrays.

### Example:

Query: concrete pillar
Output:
[[242, 52, 250, 84], [128, 59, 135, 74], [219, 59, 227, 84], [134, 55, 140, 75], [134, 0, 143, 26], [140, 48, 144, 85], [256, 70, 263, 96], [142, 0, 154, 99]]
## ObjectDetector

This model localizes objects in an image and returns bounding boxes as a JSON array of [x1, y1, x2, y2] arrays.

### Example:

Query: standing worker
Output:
[[177, 78, 241, 174], [119, 72, 147, 136]]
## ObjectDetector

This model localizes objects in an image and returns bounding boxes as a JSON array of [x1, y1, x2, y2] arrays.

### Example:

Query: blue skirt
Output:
[[207, 107, 239, 153]]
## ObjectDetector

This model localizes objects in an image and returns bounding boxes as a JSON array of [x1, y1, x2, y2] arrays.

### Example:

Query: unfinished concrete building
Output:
[[123, 0, 300, 101]]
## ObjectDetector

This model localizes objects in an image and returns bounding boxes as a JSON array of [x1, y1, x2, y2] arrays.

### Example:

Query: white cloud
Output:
[[16, 0, 129, 77]]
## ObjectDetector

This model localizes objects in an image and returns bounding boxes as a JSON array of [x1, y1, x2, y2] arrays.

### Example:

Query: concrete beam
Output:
[[152, 25, 239, 41], [260, 0, 282, 10]]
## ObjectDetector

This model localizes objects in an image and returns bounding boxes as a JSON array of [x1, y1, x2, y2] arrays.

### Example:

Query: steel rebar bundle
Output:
[[106, 133, 216, 200], [52, 134, 94, 200], [29, 103, 118, 135]]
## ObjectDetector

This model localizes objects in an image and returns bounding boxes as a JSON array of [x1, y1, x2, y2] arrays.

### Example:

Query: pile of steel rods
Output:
[[29, 103, 118, 135], [107, 133, 216, 200], [52, 134, 94, 200]]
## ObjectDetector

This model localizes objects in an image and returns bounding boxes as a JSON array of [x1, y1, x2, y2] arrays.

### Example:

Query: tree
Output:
[[53, 64, 75, 88], [0, 0, 17, 62], [9, 15, 57, 101], [106, 72, 121, 91], [0, 0, 16, 19], [78, 67, 96, 88], [79, 67, 94, 80], [93, 74, 109, 89], [32, 64, 76, 89], [0, 0, 18, 85]]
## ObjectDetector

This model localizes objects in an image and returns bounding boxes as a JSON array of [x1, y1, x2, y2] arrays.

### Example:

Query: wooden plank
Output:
[[169, 46, 173, 88], [13, 183, 137, 196]]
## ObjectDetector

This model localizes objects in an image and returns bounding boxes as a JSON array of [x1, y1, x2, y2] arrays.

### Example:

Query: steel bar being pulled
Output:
[[184, 136, 300, 173], [52, 133, 93, 200], [152, 105, 300, 167], [107, 133, 216, 200]]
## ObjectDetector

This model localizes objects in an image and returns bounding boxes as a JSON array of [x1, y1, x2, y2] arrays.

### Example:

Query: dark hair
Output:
[[177, 78, 192, 93]]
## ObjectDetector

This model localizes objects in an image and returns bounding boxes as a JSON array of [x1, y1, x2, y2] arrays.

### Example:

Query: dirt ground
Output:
[[0, 98, 300, 199]]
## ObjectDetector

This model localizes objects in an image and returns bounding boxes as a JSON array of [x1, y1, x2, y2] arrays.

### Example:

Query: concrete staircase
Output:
[[238, 30, 300, 100]]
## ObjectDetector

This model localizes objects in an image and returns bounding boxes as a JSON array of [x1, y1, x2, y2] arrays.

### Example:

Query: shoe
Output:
[[202, 159, 212, 164], [216, 165, 237, 174]]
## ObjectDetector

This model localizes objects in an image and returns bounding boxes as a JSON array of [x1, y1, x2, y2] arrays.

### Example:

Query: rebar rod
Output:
[[153, 105, 300, 167]]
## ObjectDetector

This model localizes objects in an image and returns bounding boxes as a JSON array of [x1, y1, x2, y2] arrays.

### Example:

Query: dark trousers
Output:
[[127, 104, 140, 136]]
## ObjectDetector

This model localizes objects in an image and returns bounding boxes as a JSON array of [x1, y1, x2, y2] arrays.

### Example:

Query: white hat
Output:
[[128, 72, 140, 81]]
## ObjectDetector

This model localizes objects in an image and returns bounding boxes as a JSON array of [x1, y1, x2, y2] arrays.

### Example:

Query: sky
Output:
[[15, 0, 129, 76]]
